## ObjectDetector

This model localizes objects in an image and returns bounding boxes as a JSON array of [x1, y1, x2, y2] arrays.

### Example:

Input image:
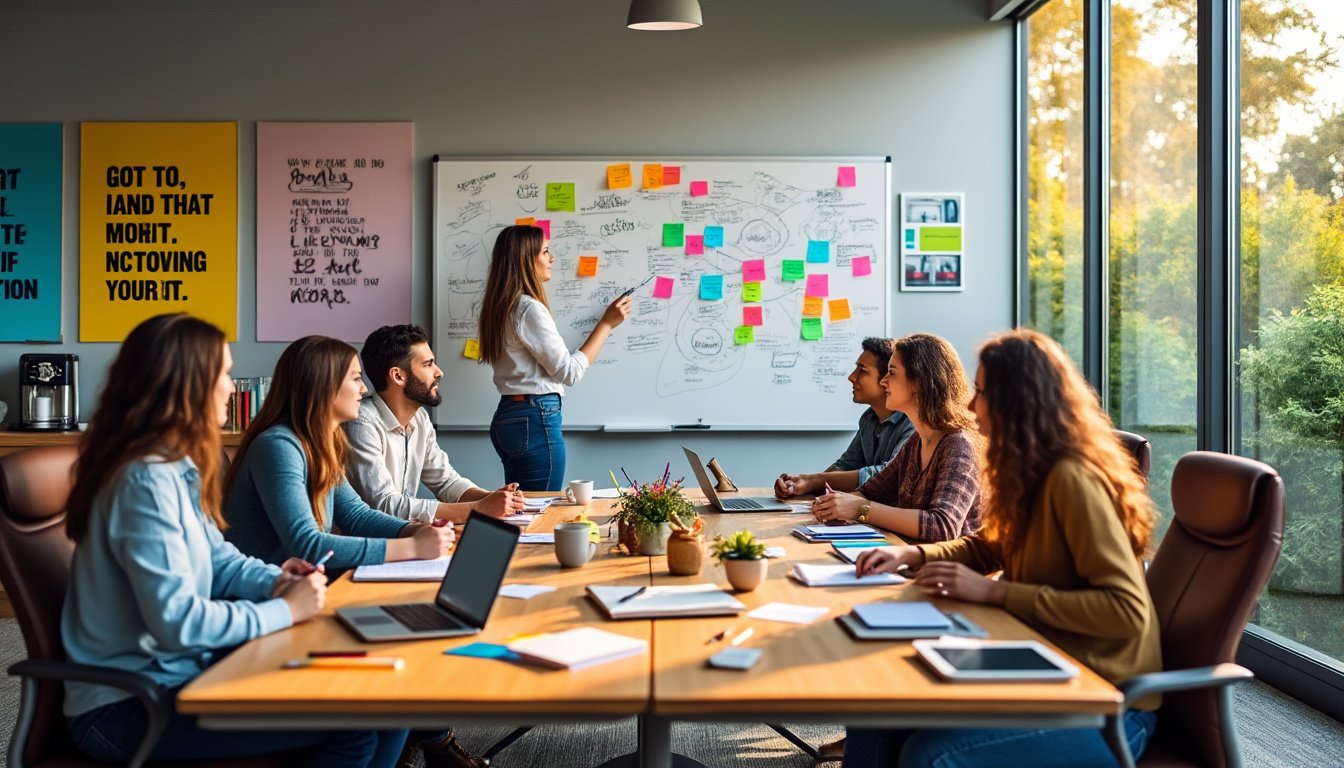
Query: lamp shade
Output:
[[627, 0, 703, 30]]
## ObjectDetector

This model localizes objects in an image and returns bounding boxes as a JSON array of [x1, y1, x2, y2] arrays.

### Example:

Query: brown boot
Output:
[[814, 735, 846, 764], [419, 731, 490, 768]]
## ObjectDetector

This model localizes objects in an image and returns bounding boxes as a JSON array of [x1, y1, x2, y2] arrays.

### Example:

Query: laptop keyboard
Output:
[[382, 603, 466, 632], [721, 498, 764, 510]]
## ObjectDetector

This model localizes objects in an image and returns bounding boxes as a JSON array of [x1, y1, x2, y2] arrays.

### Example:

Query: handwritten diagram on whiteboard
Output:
[[432, 157, 891, 429]]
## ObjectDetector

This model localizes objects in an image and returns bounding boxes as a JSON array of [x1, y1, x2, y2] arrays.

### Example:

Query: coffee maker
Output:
[[19, 354, 79, 431]]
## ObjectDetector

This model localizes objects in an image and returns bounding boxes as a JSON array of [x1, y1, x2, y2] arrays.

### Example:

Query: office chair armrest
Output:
[[7, 659, 171, 768], [1118, 662, 1253, 707]]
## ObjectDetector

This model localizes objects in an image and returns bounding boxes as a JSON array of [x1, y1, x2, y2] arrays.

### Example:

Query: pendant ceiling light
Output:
[[627, 0, 703, 31]]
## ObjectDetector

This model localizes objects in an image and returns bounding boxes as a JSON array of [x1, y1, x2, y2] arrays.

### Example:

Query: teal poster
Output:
[[0, 123, 63, 341]]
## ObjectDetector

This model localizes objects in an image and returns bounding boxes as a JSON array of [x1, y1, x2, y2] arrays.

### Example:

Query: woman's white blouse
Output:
[[491, 295, 589, 395]]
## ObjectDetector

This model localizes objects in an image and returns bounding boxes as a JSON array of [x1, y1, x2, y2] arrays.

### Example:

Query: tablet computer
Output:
[[912, 639, 1079, 683]]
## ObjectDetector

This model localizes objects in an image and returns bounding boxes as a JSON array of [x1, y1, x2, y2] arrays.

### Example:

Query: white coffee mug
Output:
[[554, 522, 597, 567], [565, 479, 594, 505]]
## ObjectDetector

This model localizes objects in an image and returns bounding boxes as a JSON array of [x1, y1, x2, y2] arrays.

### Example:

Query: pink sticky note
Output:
[[653, 276, 675, 299], [852, 255, 872, 277], [742, 259, 766, 282], [685, 235, 705, 256], [690, 180, 709, 197], [805, 274, 829, 298], [536, 219, 551, 239], [837, 166, 856, 187], [743, 306, 763, 327]]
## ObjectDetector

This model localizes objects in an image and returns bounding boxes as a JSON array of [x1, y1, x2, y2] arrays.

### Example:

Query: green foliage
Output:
[[615, 479, 696, 535], [710, 530, 765, 562], [1274, 111, 1344, 200]]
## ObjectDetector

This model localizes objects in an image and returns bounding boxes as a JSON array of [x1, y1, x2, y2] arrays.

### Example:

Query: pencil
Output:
[[284, 656, 404, 670]]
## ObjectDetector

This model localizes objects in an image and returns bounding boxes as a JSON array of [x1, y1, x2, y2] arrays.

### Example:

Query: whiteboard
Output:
[[431, 157, 891, 430]]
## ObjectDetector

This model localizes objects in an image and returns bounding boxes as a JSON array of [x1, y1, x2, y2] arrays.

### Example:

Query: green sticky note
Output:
[[663, 223, 685, 247], [919, 226, 962, 251], [782, 260, 805, 281], [742, 282, 762, 302], [546, 182, 575, 212], [801, 317, 823, 340], [734, 326, 755, 345]]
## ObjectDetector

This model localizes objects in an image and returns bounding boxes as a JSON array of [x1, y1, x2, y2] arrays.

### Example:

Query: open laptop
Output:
[[683, 446, 793, 512], [337, 512, 519, 641]]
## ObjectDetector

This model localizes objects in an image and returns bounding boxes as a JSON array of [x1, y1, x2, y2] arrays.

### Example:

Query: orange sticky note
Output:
[[828, 298, 852, 322], [463, 339, 481, 361], [802, 296, 824, 317], [577, 255, 599, 277], [515, 217, 536, 226], [642, 164, 663, 189], [607, 163, 633, 189], [663, 165, 681, 185]]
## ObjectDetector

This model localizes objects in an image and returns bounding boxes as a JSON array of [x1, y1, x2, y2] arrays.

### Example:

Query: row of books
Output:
[[223, 377, 272, 433]]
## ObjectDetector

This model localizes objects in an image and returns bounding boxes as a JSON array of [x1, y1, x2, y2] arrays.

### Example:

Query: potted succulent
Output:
[[613, 465, 697, 556], [711, 530, 768, 591]]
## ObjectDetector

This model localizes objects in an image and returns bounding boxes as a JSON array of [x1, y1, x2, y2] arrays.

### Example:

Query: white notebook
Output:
[[587, 584, 746, 619], [788, 563, 905, 587], [350, 556, 451, 582], [507, 627, 648, 669]]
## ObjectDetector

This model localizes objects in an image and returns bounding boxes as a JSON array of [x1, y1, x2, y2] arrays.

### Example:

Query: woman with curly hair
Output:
[[849, 328, 1162, 767]]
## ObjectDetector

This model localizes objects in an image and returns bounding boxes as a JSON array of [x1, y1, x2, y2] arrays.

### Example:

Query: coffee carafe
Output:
[[19, 354, 78, 431]]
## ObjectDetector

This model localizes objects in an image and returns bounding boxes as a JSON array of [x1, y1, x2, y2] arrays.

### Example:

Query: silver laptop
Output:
[[682, 446, 793, 512], [337, 512, 519, 641]]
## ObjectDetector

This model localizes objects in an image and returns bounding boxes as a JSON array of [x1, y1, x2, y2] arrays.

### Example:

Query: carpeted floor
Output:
[[2, 618, 1340, 767]]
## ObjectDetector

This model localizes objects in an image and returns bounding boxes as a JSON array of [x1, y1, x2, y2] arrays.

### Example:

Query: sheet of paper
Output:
[[351, 556, 450, 582], [499, 584, 559, 600], [592, 487, 621, 498], [748, 602, 829, 624], [522, 496, 554, 510], [703, 225, 724, 248], [518, 533, 555, 544], [807, 240, 830, 263], [788, 502, 813, 514], [763, 546, 787, 559]]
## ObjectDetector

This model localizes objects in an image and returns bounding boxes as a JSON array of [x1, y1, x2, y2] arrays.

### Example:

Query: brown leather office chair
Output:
[[0, 446, 286, 768], [1116, 430, 1152, 483], [1104, 451, 1285, 768]]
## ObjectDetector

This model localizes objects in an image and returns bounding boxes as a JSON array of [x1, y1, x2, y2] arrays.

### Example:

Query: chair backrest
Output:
[[0, 445, 81, 766], [1115, 430, 1152, 483], [1146, 451, 1285, 765]]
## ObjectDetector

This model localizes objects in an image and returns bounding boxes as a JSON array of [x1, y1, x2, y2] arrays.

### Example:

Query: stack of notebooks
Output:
[[791, 523, 885, 544], [836, 601, 989, 641], [587, 584, 745, 619], [507, 627, 648, 669], [350, 556, 450, 582], [788, 563, 905, 587], [829, 541, 902, 564]]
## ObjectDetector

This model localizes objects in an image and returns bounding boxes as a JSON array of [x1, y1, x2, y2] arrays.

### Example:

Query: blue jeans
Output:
[[490, 394, 565, 491], [845, 709, 1157, 768], [68, 684, 408, 767]]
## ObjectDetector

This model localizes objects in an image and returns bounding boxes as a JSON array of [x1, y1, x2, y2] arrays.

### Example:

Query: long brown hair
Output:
[[478, 225, 548, 365], [975, 329, 1154, 557], [893, 333, 977, 433], [226, 336, 356, 530], [68, 314, 227, 541]]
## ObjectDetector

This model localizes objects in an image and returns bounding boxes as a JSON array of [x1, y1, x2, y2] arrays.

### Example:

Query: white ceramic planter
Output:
[[636, 522, 673, 555], [722, 556, 768, 591]]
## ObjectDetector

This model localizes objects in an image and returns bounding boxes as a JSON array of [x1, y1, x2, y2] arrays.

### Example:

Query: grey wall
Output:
[[0, 0, 1014, 488]]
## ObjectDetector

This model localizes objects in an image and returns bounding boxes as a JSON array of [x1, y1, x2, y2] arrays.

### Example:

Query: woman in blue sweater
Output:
[[62, 313, 404, 766], [224, 335, 454, 571]]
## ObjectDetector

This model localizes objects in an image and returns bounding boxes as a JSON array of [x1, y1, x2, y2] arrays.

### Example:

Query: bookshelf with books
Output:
[[224, 377, 271, 434]]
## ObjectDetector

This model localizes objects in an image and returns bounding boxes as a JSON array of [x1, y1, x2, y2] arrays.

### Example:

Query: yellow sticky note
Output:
[[607, 163, 633, 189], [463, 339, 481, 361], [742, 282, 762, 302], [802, 296, 824, 317], [515, 217, 536, 226], [577, 255, 599, 277], [642, 163, 663, 189], [828, 299, 852, 322]]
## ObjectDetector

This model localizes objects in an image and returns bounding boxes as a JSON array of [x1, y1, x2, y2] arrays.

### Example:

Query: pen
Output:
[[617, 586, 647, 603], [618, 275, 655, 299], [284, 656, 404, 670], [729, 627, 754, 647], [708, 625, 738, 643], [308, 650, 369, 658], [303, 549, 335, 575]]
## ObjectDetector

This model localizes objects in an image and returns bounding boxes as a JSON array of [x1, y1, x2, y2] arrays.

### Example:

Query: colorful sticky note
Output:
[[801, 317, 824, 340], [837, 166, 856, 187], [742, 259, 766, 282], [643, 163, 663, 189], [653, 276, 675, 299], [535, 219, 551, 239], [577, 255, 599, 277], [663, 165, 681, 185], [515, 217, 536, 226], [734, 326, 755, 345], [663, 223, 685, 247], [807, 240, 830, 263], [607, 163, 633, 189], [828, 298, 852, 321], [690, 180, 709, 197], [743, 306, 763, 327], [463, 339, 481, 361], [852, 255, 873, 277], [919, 226, 962, 251], [699, 274, 724, 300], [546, 182, 575, 212], [802, 296, 824, 317], [742, 282, 762, 302], [703, 226, 725, 248], [782, 260, 805, 281], [685, 235, 705, 255], [805, 274, 829, 298]]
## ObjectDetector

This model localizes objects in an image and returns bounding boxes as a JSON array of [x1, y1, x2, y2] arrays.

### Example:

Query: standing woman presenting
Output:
[[478, 225, 631, 491]]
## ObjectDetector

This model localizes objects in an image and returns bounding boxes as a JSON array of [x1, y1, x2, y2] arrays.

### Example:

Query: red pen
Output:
[[308, 650, 368, 658], [432, 519, 450, 528]]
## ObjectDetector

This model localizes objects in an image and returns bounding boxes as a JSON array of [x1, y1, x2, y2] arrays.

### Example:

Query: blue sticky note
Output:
[[703, 226, 725, 248], [699, 274, 724, 300], [807, 240, 830, 263], [0, 123, 63, 342], [446, 642, 521, 661]]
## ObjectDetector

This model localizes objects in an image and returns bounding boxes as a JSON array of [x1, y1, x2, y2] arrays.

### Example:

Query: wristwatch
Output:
[[857, 503, 871, 524]]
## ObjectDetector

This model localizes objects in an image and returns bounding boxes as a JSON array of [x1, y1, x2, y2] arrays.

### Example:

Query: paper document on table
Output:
[[592, 488, 621, 499], [500, 512, 539, 527], [351, 556, 450, 582], [518, 533, 555, 544], [499, 584, 558, 600], [507, 627, 647, 670], [829, 545, 901, 564], [588, 584, 745, 619], [788, 563, 904, 587], [747, 602, 829, 624], [523, 497, 554, 511]]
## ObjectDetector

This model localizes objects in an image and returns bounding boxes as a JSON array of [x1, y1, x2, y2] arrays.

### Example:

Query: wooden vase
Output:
[[617, 520, 640, 554], [665, 531, 704, 575]]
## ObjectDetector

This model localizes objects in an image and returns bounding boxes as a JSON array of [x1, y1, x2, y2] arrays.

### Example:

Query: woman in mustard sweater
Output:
[[850, 328, 1162, 767]]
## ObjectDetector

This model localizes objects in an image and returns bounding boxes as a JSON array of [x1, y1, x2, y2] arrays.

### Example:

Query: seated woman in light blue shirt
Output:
[[61, 313, 405, 766], [224, 335, 454, 572]]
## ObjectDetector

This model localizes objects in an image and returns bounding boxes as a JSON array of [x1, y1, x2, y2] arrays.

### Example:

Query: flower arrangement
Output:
[[710, 530, 766, 561], [613, 464, 697, 536]]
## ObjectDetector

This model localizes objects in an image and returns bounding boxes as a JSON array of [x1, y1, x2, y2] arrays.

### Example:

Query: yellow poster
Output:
[[80, 122, 237, 340]]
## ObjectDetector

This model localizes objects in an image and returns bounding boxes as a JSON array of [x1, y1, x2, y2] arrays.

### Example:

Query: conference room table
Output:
[[178, 490, 1123, 768]]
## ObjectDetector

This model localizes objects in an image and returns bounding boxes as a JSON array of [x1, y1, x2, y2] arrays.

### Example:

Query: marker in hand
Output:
[[618, 275, 655, 299]]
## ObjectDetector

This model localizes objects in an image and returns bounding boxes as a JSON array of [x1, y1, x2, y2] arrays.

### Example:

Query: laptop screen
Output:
[[436, 512, 519, 627]]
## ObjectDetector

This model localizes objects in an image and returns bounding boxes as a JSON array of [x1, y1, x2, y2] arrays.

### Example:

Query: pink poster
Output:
[[255, 122, 412, 341]]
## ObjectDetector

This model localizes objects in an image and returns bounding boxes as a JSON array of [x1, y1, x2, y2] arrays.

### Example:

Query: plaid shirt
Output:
[[857, 430, 982, 542]]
